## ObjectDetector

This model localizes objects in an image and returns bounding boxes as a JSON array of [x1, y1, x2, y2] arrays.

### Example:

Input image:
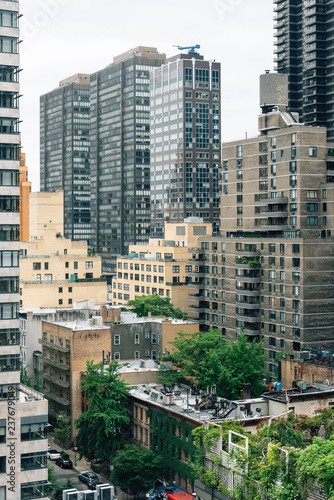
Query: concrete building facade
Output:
[[90, 47, 166, 273], [112, 220, 212, 314], [40, 73, 91, 244], [107, 312, 199, 361], [189, 74, 334, 375], [150, 52, 221, 237], [0, 2, 49, 498]]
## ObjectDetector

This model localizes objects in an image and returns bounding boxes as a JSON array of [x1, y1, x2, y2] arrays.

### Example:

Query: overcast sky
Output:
[[19, 0, 274, 191]]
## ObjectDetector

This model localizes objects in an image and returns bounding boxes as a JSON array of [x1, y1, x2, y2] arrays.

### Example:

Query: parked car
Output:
[[55, 456, 73, 469], [47, 449, 61, 461], [88, 481, 104, 491], [78, 472, 99, 486]]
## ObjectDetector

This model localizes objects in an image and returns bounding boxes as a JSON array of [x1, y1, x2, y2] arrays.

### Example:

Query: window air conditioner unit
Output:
[[96, 484, 114, 500], [63, 490, 80, 500], [81, 491, 98, 500]]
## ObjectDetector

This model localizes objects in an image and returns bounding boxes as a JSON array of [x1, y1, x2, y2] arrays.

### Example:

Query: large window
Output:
[[0, 277, 18, 293], [0, 65, 19, 83], [0, 250, 19, 267], [21, 422, 47, 441], [0, 11, 18, 27], [0, 354, 20, 371], [21, 452, 47, 471], [21, 481, 50, 499], [0, 37, 18, 54], [0, 91, 19, 108], [0, 302, 19, 319]]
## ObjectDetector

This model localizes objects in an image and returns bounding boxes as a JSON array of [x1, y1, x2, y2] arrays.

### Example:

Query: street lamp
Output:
[[68, 416, 77, 466]]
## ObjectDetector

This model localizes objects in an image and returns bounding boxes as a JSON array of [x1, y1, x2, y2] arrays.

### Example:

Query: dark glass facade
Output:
[[40, 76, 91, 244], [150, 54, 221, 237], [90, 49, 166, 273]]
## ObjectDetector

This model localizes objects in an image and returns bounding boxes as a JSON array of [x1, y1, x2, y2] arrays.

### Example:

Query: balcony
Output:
[[39, 339, 69, 353], [236, 300, 261, 309], [188, 282, 203, 290], [41, 373, 70, 389], [188, 294, 202, 302], [244, 328, 261, 337], [236, 314, 261, 323], [188, 306, 206, 314], [261, 197, 288, 205], [40, 389, 70, 406], [42, 358, 70, 371], [259, 210, 288, 219], [236, 286, 261, 296], [235, 250, 260, 258]]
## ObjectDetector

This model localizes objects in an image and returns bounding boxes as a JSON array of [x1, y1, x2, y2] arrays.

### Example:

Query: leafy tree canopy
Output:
[[128, 295, 185, 319], [110, 445, 162, 496], [54, 411, 70, 449], [76, 360, 130, 461], [160, 329, 266, 399]]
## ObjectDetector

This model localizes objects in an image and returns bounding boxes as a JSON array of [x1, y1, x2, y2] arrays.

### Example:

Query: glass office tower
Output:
[[40, 74, 91, 244], [150, 53, 221, 237], [90, 47, 166, 273]]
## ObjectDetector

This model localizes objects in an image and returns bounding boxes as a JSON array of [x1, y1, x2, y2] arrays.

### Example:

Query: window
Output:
[[280, 271, 285, 280], [293, 314, 300, 324], [269, 270, 276, 279], [33, 262, 41, 270], [290, 175, 297, 187], [114, 335, 120, 345], [307, 190, 318, 199], [291, 133, 296, 145], [269, 257, 275, 266], [293, 300, 300, 310], [21, 422, 47, 441], [21, 451, 47, 471], [280, 311, 285, 322], [292, 244, 300, 254], [307, 216, 318, 226], [293, 285, 300, 296], [269, 337, 276, 347], [135, 351, 140, 359], [293, 328, 300, 338], [85, 261, 93, 269], [134, 334, 140, 345], [151, 334, 157, 344], [236, 145, 243, 158], [269, 243, 276, 253], [290, 189, 297, 200], [307, 203, 318, 212], [280, 325, 285, 336], [293, 272, 300, 282], [309, 147, 317, 157], [74, 261, 78, 269], [269, 324, 276, 333], [172, 266, 180, 273], [290, 216, 297, 226], [289, 161, 297, 173]]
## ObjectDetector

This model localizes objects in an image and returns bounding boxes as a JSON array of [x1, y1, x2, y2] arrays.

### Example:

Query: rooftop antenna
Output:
[[173, 44, 201, 55]]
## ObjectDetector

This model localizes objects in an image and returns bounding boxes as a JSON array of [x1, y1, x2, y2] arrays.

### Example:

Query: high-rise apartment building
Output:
[[150, 53, 221, 237], [274, 0, 334, 139], [189, 73, 334, 375], [40, 73, 91, 244], [90, 47, 166, 274], [0, 2, 49, 498]]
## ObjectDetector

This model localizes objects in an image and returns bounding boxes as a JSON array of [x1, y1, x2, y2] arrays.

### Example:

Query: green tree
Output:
[[110, 445, 162, 498], [297, 435, 334, 499], [160, 329, 265, 399], [76, 360, 130, 461], [20, 363, 32, 387], [54, 411, 70, 449], [48, 465, 76, 500], [128, 295, 185, 319]]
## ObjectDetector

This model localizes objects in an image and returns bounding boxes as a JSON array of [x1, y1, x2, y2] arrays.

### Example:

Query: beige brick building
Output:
[[39, 319, 111, 440], [19, 229, 107, 309], [112, 219, 212, 314]]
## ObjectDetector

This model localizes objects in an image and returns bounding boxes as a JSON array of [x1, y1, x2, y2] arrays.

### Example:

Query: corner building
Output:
[[90, 47, 166, 274], [150, 53, 221, 237], [0, 2, 49, 498], [189, 74, 334, 375]]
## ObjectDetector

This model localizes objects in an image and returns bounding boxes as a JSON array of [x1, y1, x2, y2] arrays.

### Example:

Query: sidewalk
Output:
[[48, 433, 132, 500]]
